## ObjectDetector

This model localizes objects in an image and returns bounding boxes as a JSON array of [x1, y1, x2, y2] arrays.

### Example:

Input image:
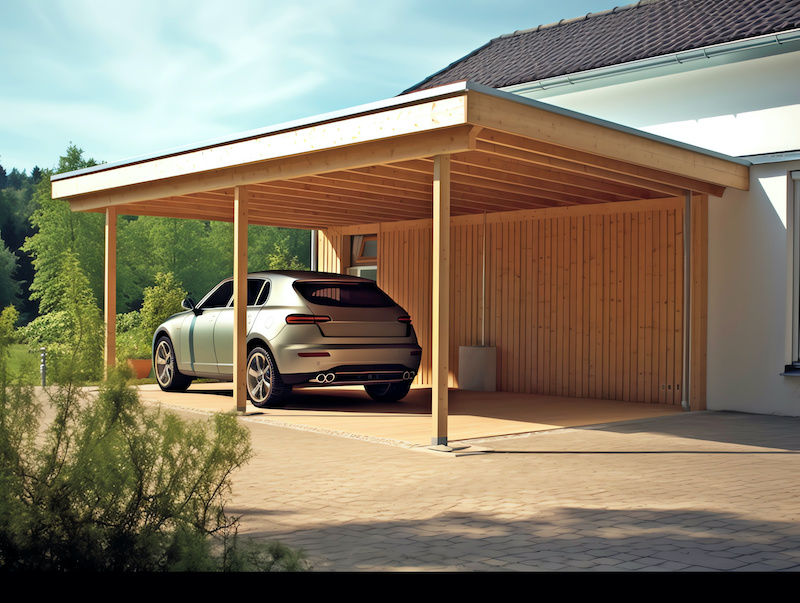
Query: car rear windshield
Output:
[[294, 281, 396, 308]]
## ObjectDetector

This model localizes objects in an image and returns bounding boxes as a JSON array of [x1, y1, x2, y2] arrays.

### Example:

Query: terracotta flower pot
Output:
[[127, 358, 153, 379]]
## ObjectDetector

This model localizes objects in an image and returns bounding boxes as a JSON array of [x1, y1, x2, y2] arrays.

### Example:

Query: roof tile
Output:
[[405, 0, 800, 93]]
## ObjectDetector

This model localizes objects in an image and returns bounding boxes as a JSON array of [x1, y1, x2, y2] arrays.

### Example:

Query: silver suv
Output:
[[153, 271, 422, 407]]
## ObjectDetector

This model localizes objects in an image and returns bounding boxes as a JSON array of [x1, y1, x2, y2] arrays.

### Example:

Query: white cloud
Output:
[[1, 0, 612, 171]]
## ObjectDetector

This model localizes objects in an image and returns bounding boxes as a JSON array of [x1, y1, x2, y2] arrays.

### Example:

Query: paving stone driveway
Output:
[[224, 411, 800, 571]]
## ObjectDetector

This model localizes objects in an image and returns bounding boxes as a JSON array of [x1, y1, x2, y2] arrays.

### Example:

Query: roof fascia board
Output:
[[51, 81, 472, 183], [502, 29, 800, 98], [62, 125, 477, 211], [52, 94, 471, 200]]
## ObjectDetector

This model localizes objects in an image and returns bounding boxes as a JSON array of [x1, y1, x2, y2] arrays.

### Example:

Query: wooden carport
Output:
[[51, 82, 749, 446]]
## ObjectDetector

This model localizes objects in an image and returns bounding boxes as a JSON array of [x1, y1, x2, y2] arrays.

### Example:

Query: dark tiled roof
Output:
[[405, 0, 800, 93]]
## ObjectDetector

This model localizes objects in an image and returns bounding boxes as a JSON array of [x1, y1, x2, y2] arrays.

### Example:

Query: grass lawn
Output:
[[6, 344, 157, 387], [8, 344, 41, 385]]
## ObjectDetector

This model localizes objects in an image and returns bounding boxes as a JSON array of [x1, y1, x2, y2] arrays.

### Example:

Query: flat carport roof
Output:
[[52, 81, 749, 446]]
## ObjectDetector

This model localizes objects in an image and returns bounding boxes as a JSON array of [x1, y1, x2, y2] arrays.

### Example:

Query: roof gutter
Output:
[[502, 28, 800, 96]]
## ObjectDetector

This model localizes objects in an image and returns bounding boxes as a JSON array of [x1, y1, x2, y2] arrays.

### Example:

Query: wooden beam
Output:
[[233, 186, 249, 413], [432, 155, 451, 446], [104, 207, 117, 370], [450, 151, 653, 200], [475, 138, 688, 198], [467, 91, 749, 192], [62, 125, 474, 212]]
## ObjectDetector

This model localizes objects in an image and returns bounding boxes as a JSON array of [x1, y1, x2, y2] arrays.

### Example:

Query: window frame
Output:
[[789, 171, 800, 363]]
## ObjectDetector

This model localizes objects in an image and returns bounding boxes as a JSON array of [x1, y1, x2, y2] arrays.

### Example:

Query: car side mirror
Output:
[[182, 297, 202, 316]]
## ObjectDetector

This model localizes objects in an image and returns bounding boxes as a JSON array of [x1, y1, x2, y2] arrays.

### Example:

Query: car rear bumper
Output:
[[274, 342, 422, 385], [283, 364, 419, 387]]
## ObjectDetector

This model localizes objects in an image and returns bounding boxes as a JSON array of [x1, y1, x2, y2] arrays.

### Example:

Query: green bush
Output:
[[18, 251, 103, 383], [0, 368, 243, 570], [140, 272, 187, 336], [0, 360, 308, 571], [116, 272, 186, 361]]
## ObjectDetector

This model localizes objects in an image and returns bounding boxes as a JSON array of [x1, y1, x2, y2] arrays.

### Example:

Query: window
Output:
[[348, 234, 377, 281]]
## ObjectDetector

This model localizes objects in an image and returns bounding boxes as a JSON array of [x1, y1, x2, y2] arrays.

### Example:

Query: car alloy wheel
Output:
[[154, 336, 192, 392], [247, 346, 289, 408]]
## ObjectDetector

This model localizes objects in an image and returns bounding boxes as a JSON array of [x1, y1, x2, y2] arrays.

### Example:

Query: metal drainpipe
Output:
[[481, 211, 487, 346], [681, 191, 692, 411], [310, 229, 317, 271]]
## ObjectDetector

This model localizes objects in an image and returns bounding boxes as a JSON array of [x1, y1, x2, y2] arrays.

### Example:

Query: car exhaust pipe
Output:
[[403, 371, 415, 381], [314, 372, 336, 384]]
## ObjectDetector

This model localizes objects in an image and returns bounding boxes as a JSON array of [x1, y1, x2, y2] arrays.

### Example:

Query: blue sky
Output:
[[1, 0, 613, 173]]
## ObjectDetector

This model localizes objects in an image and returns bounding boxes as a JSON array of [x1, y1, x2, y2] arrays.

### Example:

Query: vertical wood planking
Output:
[[368, 196, 701, 405]]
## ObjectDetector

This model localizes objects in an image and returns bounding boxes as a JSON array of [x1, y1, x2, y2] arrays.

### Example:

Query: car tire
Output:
[[154, 336, 193, 392], [247, 346, 290, 408], [364, 381, 412, 402]]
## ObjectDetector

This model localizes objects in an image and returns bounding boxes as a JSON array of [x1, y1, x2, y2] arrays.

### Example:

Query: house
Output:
[[401, 0, 800, 417], [51, 0, 798, 445]]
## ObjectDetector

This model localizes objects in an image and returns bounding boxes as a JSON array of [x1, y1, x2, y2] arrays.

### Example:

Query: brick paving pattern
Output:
[[224, 411, 800, 571]]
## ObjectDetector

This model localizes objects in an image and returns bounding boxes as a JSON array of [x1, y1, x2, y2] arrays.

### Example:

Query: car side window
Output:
[[255, 281, 271, 306], [201, 281, 233, 309], [247, 279, 267, 306]]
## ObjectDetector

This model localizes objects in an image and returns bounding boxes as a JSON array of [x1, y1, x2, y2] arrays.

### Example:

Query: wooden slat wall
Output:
[[325, 196, 707, 405], [317, 227, 345, 274]]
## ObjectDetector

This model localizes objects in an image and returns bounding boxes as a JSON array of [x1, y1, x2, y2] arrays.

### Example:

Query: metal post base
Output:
[[431, 436, 448, 446]]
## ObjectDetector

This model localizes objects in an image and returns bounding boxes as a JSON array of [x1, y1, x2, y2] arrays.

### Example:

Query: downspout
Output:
[[682, 191, 692, 411], [481, 211, 487, 346], [310, 229, 318, 271]]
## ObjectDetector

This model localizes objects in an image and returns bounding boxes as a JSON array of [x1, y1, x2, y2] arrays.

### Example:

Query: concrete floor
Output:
[[137, 382, 683, 446]]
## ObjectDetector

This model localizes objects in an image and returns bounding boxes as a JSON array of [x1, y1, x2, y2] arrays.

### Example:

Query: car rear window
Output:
[[294, 281, 396, 308]]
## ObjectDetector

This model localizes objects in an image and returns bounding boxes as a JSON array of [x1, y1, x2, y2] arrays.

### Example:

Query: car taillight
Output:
[[285, 314, 331, 324], [398, 316, 412, 323]]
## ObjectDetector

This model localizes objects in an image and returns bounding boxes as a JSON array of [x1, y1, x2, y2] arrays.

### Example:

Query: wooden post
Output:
[[234, 186, 249, 412], [104, 207, 117, 370], [682, 191, 691, 411], [432, 155, 450, 446]]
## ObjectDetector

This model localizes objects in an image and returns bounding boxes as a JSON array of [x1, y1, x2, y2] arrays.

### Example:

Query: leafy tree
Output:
[[140, 272, 187, 335], [267, 237, 306, 270], [118, 216, 217, 306], [0, 174, 35, 320], [117, 272, 187, 360], [57, 144, 99, 173], [0, 306, 19, 360], [20, 250, 103, 383], [23, 146, 104, 314], [6, 168, 24, 190], [0, 235, 20, 310]]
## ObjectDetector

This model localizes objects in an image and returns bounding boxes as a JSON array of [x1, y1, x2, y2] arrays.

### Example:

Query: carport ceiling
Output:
[[52, 81, 749, 227]]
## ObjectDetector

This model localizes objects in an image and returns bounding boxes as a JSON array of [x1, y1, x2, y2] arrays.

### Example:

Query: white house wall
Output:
[[520, 51, 800, 157], [707, 162, 800, 416]]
